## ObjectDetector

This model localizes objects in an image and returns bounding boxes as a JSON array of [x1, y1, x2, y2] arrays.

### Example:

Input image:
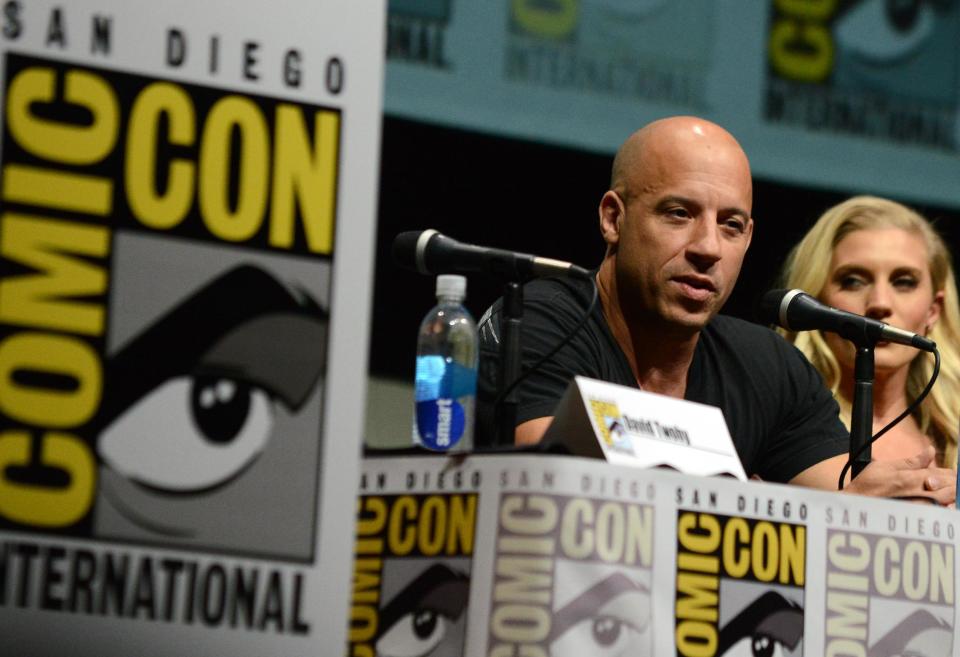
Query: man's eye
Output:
[[667, 207, 690, 218], [723, 218, 746, 233]]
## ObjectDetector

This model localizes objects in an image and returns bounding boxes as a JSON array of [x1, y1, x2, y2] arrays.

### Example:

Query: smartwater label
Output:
[[414, 356, 476, 450], [416, 397, 468, 450]]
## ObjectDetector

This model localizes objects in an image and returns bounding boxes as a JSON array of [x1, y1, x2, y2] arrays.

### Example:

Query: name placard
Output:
[[542, 376, 747, 480]]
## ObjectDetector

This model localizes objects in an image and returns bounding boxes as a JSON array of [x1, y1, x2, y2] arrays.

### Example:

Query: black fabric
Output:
[[477, 276, 850, 483]]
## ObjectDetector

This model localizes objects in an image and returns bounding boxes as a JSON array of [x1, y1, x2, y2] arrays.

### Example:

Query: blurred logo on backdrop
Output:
[[387, 0, 453, 68], [505, 0, 713, 107], [765, 0, 960, 150]]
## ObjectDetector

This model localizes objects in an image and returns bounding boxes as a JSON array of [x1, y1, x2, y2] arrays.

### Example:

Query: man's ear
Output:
[[599, 191, 625, 247]]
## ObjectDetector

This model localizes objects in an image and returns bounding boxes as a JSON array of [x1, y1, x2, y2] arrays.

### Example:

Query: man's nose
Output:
[[865, 284, 892, 320], [686, 220, 722, 266]]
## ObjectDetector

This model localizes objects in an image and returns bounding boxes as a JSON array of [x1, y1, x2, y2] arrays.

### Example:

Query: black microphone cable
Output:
[[491, 275, 599, 419], [837, 346, 941, 493]]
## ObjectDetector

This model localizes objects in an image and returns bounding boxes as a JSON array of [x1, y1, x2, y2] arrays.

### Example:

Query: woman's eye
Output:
[[375, 609, 449, 657], [723, 633, 786, 657], [838, 275, 866, 290], [893, 276, 919, 290], [98, 375, 274, 491]]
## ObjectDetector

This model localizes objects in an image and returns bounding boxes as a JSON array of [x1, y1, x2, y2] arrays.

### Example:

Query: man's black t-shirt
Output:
[[477, 276, 849, 483]]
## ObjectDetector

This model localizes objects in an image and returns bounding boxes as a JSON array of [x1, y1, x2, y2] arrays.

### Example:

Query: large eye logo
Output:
[[868, 608, 953, 657], [98, 374, 274, 491], [95, 265, 328, 497], [376, 609, 450, 657], [548, 573, 651, 657], [375, 564, 470, 657], [835, 0, 936, 62], [553, 612, 649, 657], [724, 634, 787, 657], [717, 591, 803, 657]]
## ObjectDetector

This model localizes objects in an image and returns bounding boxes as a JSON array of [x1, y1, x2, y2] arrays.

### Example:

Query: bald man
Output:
[[477, 116, 954, 502]]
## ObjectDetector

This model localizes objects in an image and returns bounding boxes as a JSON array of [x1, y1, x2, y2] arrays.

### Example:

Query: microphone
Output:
[[760, 289, 936, 352], [392, 229, 593, 281]]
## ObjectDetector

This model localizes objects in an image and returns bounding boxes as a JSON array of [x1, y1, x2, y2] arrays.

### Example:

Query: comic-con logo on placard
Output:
[[0, 52, 338, 563], [350, 492, 478, 657], [505, 0, 713, 107], [489, 492, 655, 656], [675, 511, 806, 657], [587, 398, 631, 452], [765, 0, 960, 150], [824, 527, 955, 657], [387, 0, 453, 68]]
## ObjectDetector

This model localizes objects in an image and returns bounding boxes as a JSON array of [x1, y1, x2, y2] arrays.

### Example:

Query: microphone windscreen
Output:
[[392, 230, 427, 272], [757, 289, 789, 327]]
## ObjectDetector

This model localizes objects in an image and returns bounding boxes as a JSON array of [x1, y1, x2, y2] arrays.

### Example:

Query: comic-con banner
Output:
[[0, 1, 385, 655], [383, 1, 960, 209], [353, 454, 960, 656]]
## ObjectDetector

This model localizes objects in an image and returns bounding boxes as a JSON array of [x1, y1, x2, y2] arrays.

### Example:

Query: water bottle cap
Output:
[[436, 274, 466, 300]]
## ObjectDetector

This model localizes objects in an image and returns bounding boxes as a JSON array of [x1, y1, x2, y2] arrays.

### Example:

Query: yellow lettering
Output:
[[199, 95, 268, 242], [125, 82, 196, 229], [2, 165, 112, 215], [769, 20, 833, 82], [0, 213, 108, 335], [6, 67, 118, 164], [270, 106, 338, 254], [676, 620, 717, 657], [387, 496, 417, 555], [0, 332, 101, 427], [752, 522, 779, 583], [779, 523, 805, 585], [722, 517, 750, 578], [417, 495, 446, 556], [678, 513, 720, 553], [0, 430, 95, 526], [447, 494, 476, 554], [511, 0, 577, 39], [675, 573, 718, 621], [775, 0, 838, 19]]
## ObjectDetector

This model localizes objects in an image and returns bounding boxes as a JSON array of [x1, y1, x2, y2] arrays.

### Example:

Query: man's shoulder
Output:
[[524, 275, 594, 303], [702, 314, 795, 361], [479, 275, 595, 343], [705, 314, 780, 341]]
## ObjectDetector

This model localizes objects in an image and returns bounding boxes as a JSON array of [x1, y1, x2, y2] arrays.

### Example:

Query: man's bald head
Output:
[[610, 116, 752, 206]]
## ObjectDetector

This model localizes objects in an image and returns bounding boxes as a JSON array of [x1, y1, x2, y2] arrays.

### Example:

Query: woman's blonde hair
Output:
[[780, 195, 960, 467]]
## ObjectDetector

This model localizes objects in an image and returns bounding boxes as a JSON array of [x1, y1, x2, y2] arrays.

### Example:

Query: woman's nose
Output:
[[865, 284, 892, 320]]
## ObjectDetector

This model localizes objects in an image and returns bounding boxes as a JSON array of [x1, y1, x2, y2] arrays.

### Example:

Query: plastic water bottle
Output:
[[413, 275, 478, 452]]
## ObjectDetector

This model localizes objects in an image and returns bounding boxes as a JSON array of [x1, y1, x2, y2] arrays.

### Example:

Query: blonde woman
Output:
[[780, 196, 960, 468]]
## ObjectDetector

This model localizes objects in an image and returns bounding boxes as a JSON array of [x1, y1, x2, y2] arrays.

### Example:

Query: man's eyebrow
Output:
[[655, 196, 750, 219], [656, 195, 698, 209], [720, 205, 751, 218]]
